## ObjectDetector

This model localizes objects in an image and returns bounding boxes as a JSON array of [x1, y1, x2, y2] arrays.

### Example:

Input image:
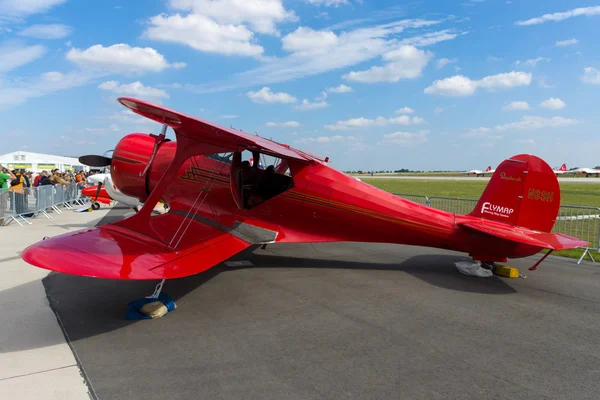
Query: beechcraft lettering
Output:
[[481, 202, 514, 218]]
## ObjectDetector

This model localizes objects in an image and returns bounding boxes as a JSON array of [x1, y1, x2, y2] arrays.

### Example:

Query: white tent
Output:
[[0, 151, 88, 173]]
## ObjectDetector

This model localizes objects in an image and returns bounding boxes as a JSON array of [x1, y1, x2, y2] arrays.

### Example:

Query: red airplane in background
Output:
[[81, 184, 111, 209], [21, 98, 588, 285], [553, 163, 568, 175], [462, 166, 494, 177]]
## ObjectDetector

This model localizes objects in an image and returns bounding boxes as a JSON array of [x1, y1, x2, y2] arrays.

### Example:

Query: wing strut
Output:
[[111, 129, 234, 249], [167, 154, 230, 250]]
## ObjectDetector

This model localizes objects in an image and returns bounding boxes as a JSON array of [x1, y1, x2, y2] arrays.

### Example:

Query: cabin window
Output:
[[230, 150, 293, 210], [206, 152, 233, 164]]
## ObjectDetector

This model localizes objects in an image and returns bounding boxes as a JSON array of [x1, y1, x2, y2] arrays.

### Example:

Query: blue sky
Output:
[[1, 0, 599, 171]]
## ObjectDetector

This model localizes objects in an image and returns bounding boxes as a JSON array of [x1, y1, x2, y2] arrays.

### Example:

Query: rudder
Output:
[[469, 154, 560, 232]]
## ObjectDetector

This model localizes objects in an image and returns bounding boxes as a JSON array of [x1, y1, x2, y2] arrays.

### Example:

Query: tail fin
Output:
[[469, 154, 560, 232], [559, 163, 567, 171], [485, 166, 491, 172]]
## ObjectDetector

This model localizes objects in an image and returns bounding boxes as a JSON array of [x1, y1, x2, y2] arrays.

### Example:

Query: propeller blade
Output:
[[94, 182, 102, 201], [79, 155, 112, 167]]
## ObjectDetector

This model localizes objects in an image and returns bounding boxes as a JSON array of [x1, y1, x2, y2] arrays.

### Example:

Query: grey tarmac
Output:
[[30, 205, 600, 400]]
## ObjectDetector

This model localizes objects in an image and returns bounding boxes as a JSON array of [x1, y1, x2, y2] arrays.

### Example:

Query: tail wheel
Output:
[[92, 202, 100, 210], [481, 261, 496, 271]]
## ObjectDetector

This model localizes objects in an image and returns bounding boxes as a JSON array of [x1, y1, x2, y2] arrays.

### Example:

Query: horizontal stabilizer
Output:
[[21, 223, 250, 280], [460, 221, 589, 251]]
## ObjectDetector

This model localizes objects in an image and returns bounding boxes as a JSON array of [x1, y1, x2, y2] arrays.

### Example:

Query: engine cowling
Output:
[[110, 133, 157, 202]]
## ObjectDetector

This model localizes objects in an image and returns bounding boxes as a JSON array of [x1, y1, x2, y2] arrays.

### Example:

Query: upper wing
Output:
[[21, 213, 251, 280], [118, 97, 327, 164]]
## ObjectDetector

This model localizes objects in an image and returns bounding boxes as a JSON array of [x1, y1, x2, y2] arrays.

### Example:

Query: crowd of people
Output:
[[0, 165, 94, 191], [0, 165, 101, 219]]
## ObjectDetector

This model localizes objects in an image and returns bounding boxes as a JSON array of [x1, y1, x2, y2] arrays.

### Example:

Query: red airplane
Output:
[[22, 98, 588, 285], [81, 184, 111, 210]]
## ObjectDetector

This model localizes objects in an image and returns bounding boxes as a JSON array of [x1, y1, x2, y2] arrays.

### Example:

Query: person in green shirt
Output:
[[0, 164, 16, 222], [0, 164, 16, 190]]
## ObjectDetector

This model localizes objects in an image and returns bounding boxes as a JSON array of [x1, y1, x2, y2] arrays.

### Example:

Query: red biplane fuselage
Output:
[[21, 98, 589, 280]]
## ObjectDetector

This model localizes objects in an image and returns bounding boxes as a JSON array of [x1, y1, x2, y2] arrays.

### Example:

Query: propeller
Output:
[[78, 155, 112, 167]]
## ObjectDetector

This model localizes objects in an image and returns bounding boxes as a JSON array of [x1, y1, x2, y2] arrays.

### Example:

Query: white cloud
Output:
[[460, 127, 492, 138], [504, 101, 529, 111], [281, 26, 339, 56], [326, 84, 352, 93], [395, 107, 414, 114], [425, 71, 532, 96], [294, 99, 329, 110], [18, 24, 71, 39], [343, 45, 433, 83], [477, 71, 533, 89], [98, 81, 169, 99], [246, 86, 297, 104], [495, 116, 579, 132], [556, 38, 578, 47], [377, 130, 429, 146], [539, 97, 565, 110], [325, 115, 425, 130], [436, 58, 457, 69], [399, 29, 465, 47], [581, 67, 600, 84], [434, 107, 444, 114], [266, 121, 300, 127], [0, 42, 46, 73], [306, 0, 350, 6], [424, 75, 478, 96], [167, 0, 297, 35], [66, 44, 184, 74], [144, 13, 264, 58], [219, 114, 239, 119], [295, 134, 354, 144], [196, 19, 442, 92], [515, 57, 550, 67], [0, 70, 94, 110], [0, 0, 66, 21], [515, 6, 600, 26]]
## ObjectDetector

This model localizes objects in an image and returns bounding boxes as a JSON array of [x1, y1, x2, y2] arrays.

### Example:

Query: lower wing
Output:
[[21, 214, 251, 280]]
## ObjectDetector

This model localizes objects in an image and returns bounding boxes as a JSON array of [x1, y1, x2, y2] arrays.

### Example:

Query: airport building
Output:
[[0, 151, 88, 173]]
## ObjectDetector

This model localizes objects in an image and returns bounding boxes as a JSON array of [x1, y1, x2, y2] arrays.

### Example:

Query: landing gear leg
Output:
[[146, 279, 165, 300]]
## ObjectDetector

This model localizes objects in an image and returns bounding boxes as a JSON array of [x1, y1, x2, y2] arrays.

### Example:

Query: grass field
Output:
[[353, 172, 596, 179], [360, 178, 600, 261], [360, 179, 600, 207]]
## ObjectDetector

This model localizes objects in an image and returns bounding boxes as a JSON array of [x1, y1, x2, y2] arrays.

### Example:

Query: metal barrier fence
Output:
[[395, 193, 600, 260], [0, 183, 86, 227]]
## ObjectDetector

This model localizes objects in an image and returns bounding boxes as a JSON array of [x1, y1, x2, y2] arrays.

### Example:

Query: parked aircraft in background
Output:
[[553, 164, 568, 175], [82, 170, 142, 210], [462, 166, 494, 177], [573, 167, 600, 177]]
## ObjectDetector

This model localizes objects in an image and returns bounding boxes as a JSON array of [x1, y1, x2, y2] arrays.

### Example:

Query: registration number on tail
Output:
[[527, 189, 554, 202]]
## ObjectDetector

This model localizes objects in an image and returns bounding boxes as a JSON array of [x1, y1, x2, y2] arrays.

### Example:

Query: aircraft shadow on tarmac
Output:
[[1, 243, 516, 353]]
